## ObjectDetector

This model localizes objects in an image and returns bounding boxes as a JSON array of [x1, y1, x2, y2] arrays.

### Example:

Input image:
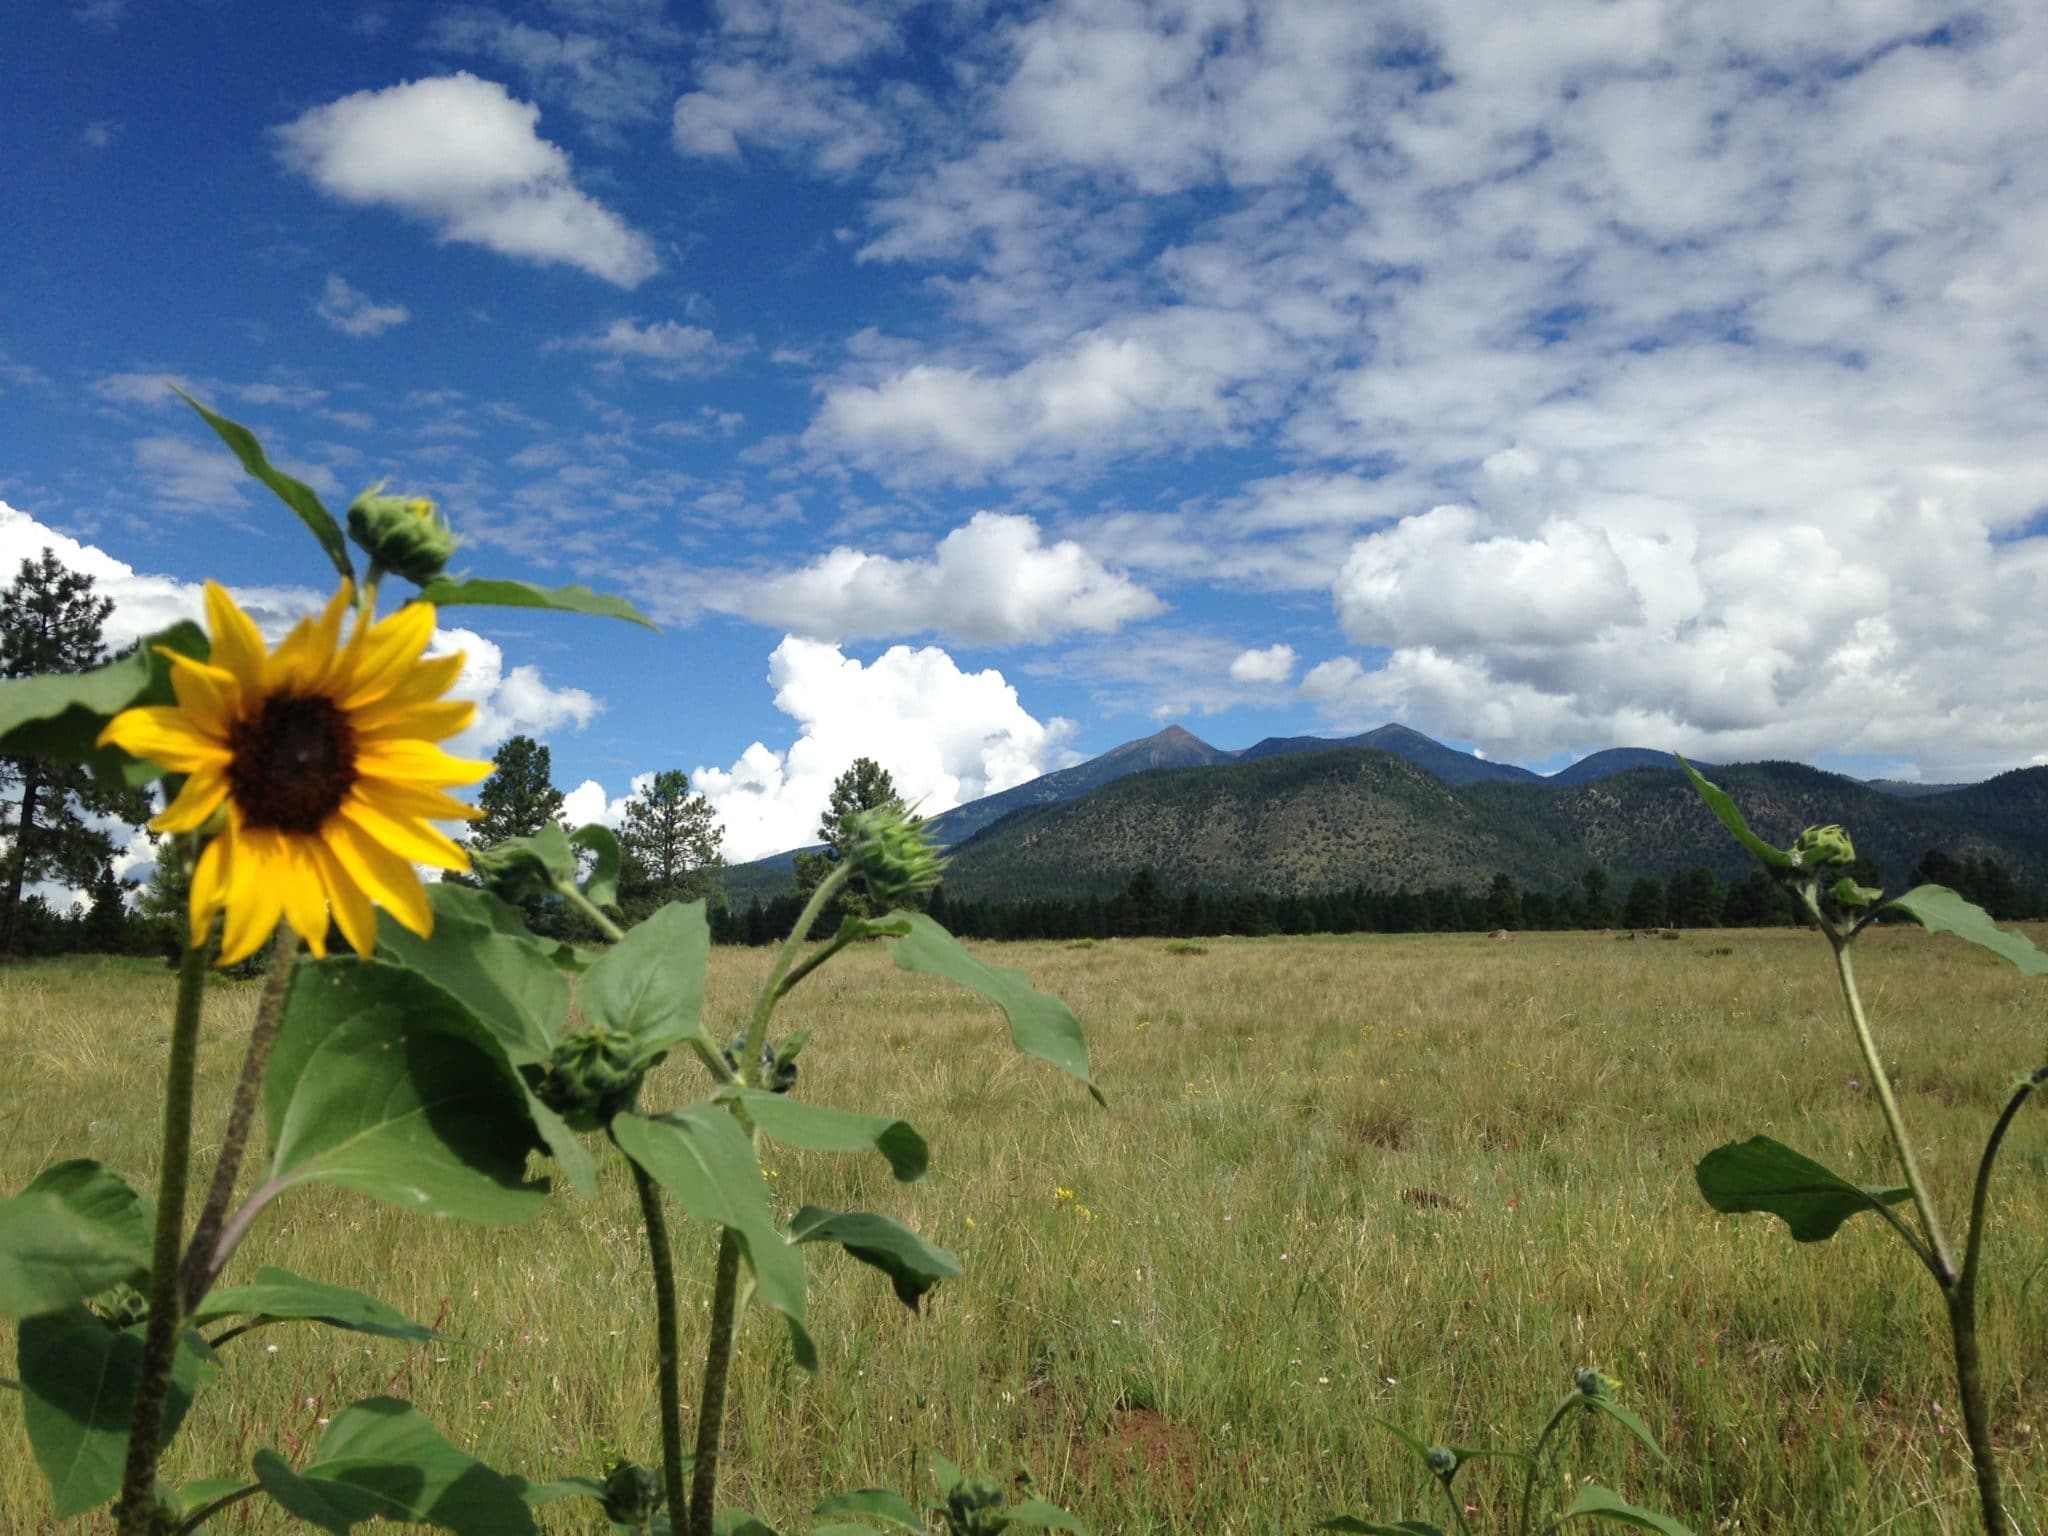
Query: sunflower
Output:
[[100, 580, 491, 965]]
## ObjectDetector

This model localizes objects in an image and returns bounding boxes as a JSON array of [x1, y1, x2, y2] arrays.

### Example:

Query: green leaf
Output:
[[1677, 758, 1794, 871], [171, 1476, 255, 1526], [177, 389, 354, 584], [0, 620, 210, 783], [813, 1488, 924, 1530], [1695, 1136, 1910, 1242], [251, 1395, 536, 1533], [611, 1107, 813, 1368], [809, 1525, 885, 1536], [263, 959, 551, 1225], [416, 576, 655, 629], [430, 884, 588, 971], [712, 1514, 784, 1536], [376, 891, 571, 1067], [0, 1160, 150, 1318], [1318, 1521, 1444, 1535], [581, 901, 710, 1059], [192, 1266, 439, 1343], [719, 1090, 929, 1182], [17, 1308, 210, 1517], [882, 913, 1101, 1103], [571, 823, 623, 909], [1556, 1483, 1696, 1536], [1006, 1498, 1089, 1533], [1580, 1393, 1669, 1465], [929, 1452, 964, 1498], [1884, 885, 2048, 976], [787, 1206, 960, 1312], [510, 1473, 604, 1508], [1365, 1415, 1439, 1472]]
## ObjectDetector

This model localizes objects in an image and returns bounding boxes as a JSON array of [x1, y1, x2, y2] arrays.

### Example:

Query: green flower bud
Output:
[[843, 804, 946, 907], [1791, 824, 1856, 870], [347, 486, 458, 586], [539, 1024, 647, 1126], [1830, 876, 1882, 909], [600, 1459, 663, 1525], [1425, 1445, 1459, 1477], [92, 1281, 150, 1330], [722, 1032, 799, 1092], [944, 1473, 1012, 1536], [1575, 1366, 1620, 1399], [470, 840, 557, 903]]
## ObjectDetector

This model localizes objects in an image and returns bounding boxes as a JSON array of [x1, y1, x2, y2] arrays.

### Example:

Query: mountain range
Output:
[[722, 725, 2042, 904]]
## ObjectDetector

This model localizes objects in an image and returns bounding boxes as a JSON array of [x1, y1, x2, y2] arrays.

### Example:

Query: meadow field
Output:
[[2, 928, 2043, 1534]]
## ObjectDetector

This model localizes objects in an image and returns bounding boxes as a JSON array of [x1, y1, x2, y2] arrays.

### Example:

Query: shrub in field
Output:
[[0, 397, 1096, 1536], [1681, 759, 2047, 1536]]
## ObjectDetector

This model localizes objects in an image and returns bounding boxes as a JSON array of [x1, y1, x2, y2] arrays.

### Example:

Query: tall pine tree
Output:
[[2, 550, 149, 959], [618, 769, 725, 915], [472, 734, 566, 847]]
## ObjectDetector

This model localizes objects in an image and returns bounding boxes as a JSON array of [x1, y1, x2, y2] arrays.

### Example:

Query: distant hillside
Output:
[[1238, 722, 1540, 786], [931, 751, 2048, 902], [1545, 748, 1702, 786], [922, 724, 1231, 845]]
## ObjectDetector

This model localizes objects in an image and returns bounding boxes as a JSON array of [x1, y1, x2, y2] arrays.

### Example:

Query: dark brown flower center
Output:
[[228, 694, 358, 833]]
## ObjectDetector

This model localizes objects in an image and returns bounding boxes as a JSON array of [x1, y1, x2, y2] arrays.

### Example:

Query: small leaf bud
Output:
[[1830, 876, 1883, 909], [347, 486, 458, 586], [600, 1459, 663, 1525], [723, 1032, 798, 1092], [539, 1025, 647, 1125], [1425, 1445, 1459, 1477], [1575, 1366, 1620, 1399], [1791, 824, 1856, 870], [843, 803, 946, 907], [470, 840, 557, 903]]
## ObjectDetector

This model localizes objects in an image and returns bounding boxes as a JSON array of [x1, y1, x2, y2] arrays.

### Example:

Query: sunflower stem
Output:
[[115, 939, 210, 1536], [556, 878, 626, 944], [621, 1147, 690, 1532], [688, 1228, 745, 1536], [179, 928, 298, 1309]]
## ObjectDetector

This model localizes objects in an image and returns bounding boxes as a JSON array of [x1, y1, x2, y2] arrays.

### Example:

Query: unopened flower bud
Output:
[[1575, 1366, 1620, 1399], [600, 1459, 663, 1525], [540, 1025, 647, 1125], [470, 840, 557, 902], [944, 1473, 1012, 1536], [843, 804, 945, 907], [1830, 876, 1882, 909], [348, 486, 457, 586], [722, 1033, 798, 1092], [1425, 1445, 1459, 1477], [1791, 824, 1855, 870]]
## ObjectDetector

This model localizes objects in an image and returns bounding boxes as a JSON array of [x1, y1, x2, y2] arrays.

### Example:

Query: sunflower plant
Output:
[[0, 398, 1098, 1536]]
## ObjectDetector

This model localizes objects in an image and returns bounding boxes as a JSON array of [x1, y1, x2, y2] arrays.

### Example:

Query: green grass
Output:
[[3, 929, 2045, 1534]]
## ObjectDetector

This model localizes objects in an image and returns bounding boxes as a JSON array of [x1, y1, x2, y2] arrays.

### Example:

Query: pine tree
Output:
[[1484, 871, 1521, 930], [618, 769, 725, 915], [473, 734, 566, 847], [2, 550, 150, 959]]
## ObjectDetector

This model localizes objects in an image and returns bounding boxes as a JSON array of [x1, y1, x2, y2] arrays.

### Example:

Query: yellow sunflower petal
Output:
[[309, 836, 378, 957], [188, 834, 232, 949], [268, 583, 354, 693], [326, 815, 433, 938], [354, 739, 494, 787], [163, 652, 240, 733], [337, 602, 438, 710], [340, 797, 469, 870], [204, 581, 268, 691], [349, 650, 465, 720], [218, 829, 287, 966], [351, 778, 484, 824], [278, 840, 331, 959], [151, 761, 230, 835], [353, 699, 476, 744], [99, 706, 233, 773]]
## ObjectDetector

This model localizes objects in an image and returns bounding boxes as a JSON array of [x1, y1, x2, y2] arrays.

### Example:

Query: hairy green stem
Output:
[[556, 879, 627, 944], [1438, 1474, 1475, 1536], [689, 1229, 745, 1536], [115, 940, 210, 1536], [742, 863, 852, 1077], [626, 1153, 690, 1531], [179, 928, 297, 1309], [173, 1483, 260, 1535], [1825, 928, 1957, 1282], [1518, 1396, 1579, 1536]]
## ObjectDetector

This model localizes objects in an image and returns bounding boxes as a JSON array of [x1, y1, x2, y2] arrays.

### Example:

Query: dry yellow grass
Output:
[[3, 927, 2044, 1534]]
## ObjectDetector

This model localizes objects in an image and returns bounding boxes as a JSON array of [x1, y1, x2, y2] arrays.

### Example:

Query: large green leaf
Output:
[[1677, 758, 1793, 871], [375, 895, 570, 1067], [581, 901, 710, 1059], [813, 1489, 923, 1530], [1318, 1522, 1444, 1535], [788, 1206, 960, 1312], [178, 389, 354, 584], [1695, 1136, 1910, 1242], [263, 960, 551, 1225], [17, 1308, 210, 1517], [1885, 885, 2048, 976], [1005, 1500, 1088, 1533], [251, 1396, 536, 1534], [719, 1090, 929, 1182], [611, 1107, 813, 1368], [1556, 1483, 1695, 1536], [416, 577, 654, 629], [570, 823, 623, 909], [430, 884, 589, 971], [882, 913, 1100, 1103], [0, 1161, 150, 1319], [0, 620, 210, 783], [192, 1266, 439, 1343], [1580, 1392, 1669, 1465]]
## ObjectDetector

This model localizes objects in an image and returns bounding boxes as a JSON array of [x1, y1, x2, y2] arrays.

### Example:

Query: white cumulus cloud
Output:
[[1229, 643, 1296, 685], [275, 72, 658, 287], [734, 511, 1162, 645], [316, 274, 411, 337], [688, 635, 1075, 861], [551, 317, 745, 377]]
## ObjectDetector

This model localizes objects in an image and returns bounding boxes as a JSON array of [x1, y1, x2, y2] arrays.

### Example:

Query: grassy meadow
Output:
[[3, 928, 2044, 1534]]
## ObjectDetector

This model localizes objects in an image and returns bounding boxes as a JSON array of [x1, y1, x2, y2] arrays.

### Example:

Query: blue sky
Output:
[[4, 0, 2046, 862]]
